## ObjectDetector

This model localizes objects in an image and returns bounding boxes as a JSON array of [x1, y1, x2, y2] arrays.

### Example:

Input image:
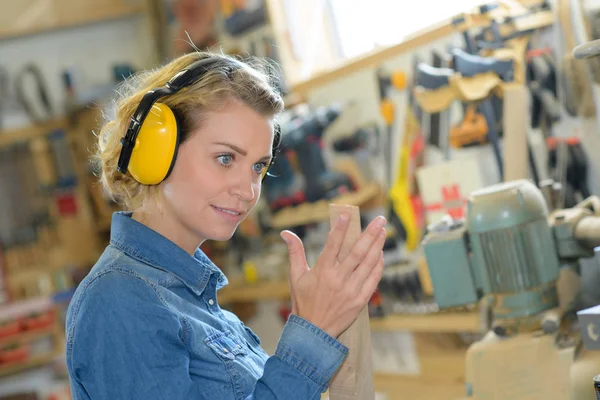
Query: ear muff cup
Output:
[[128, 103, 180, 185]]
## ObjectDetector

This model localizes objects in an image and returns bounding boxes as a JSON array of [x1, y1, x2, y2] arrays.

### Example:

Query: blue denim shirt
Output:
[[66, 212, 348, 399]]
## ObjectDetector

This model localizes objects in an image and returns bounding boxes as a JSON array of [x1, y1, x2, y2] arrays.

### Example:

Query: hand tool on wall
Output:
[[262, 136, 306, 212], [376, 69, 407, 190], [377, 67, 423, 252], [422, 179, 600, 398], [449, 104, 488, 148], [546, 137, 591, 209], [281, 104, 354, 203], [332, 124, 379, 182], [428, 51, 453, 158], [527, 50, 561, 129], [48, 129, 77, 189], [328, 204, 374, 400], [451, 14, 479, 54], [14, 64, 53, 125], [413, 63, 457, 114], [449, 48, 516, 181], [0, 66, 8, 129], [557, 0, 596, 117]]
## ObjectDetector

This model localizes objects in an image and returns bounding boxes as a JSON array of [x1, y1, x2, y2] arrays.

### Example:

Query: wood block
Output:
[[328, 204, 375, 400], [502, 83, 530, 181]]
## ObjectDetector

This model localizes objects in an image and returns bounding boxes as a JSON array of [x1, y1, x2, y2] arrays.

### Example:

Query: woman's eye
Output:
[[253, 162, 267, 173], [217, 154, 233, 165]]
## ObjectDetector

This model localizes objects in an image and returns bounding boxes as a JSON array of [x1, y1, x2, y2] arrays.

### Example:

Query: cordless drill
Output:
[[284, 104, 354, 203], [262, 139, 306, 212]]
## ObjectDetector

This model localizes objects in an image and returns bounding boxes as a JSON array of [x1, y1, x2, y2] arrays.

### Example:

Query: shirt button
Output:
[[208, 299, 215, 306]]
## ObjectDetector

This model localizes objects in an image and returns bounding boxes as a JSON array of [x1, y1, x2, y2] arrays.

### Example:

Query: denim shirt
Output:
[[66, 212, 348, 400]]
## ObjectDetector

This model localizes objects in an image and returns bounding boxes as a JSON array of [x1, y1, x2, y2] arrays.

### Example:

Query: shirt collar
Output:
[[109, 212, 228, 296]]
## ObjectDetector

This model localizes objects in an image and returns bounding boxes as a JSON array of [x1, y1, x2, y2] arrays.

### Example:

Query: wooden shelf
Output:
[[370, 311, 481, 333], [0, 350, 61, 377], [0, 2, 145, 41], [0, 326, 56, 348], [0, 118, 68, 148], [219, 280, 291, 305], [269, 182, 381, 229], [219, 280, 482, 333]]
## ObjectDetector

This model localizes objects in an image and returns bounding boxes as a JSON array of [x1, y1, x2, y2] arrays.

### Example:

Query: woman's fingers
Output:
[[358, 251, 385, 304], [350, 228, 386, 285], [319, 213, 351, 269], [338, 216, 386, 276]]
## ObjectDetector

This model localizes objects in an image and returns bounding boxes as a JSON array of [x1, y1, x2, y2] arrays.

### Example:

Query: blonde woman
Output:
[[66, 52, 386, 400]]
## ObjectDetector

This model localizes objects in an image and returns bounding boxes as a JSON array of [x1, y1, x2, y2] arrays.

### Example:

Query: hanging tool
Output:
[[547, 137, 591, 208], [48, 129, 77, 189], [451, 14, 479, 54], [0, 66, 8, 129], [427, 51, 454, 159], [282, 104, 354, 203], [449, 104, 488, 148], [557, 0, 595, 117], [449, 48, 514, 180], [376, 69, 407, 190], [14, 64, 53, 125], [377, 65, 423, 252]]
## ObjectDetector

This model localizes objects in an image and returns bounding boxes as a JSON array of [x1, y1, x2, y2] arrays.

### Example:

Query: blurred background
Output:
[[3, 0, 600, 399]]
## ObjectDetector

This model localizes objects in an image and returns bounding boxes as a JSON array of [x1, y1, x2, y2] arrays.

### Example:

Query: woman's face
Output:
[[161, 99, 274, 246]]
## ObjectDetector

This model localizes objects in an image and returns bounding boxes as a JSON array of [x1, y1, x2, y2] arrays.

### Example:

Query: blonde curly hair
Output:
[[93, 51, 284, 210]]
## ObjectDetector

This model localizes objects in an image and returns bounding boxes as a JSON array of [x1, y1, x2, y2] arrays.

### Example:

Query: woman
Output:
[[66, 51, 386, 400]]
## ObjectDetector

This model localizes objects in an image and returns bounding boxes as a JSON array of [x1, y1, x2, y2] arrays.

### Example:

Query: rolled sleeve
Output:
[[274, 315, 348, 389]]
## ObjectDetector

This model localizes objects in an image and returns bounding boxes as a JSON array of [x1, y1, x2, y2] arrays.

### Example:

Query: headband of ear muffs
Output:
[[117, 57, 281, 186]]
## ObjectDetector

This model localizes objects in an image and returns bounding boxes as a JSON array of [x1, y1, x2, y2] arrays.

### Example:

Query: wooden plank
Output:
[[0, 1, 145, 41], [328, 204, 374, 400], [502, 83, 530, 181]]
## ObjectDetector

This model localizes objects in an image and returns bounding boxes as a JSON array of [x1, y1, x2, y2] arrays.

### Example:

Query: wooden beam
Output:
[[290, 20, 456, 96], [0, 1, 144, 41], [502, 83, 530, 181], [328, 204, 375, 400]]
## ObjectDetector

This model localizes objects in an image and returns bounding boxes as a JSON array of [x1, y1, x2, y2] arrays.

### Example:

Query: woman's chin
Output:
[[208, 228, 237, 242]]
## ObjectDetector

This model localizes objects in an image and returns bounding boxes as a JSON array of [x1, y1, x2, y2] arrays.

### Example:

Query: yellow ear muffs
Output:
[[128, 103, 180, 185]]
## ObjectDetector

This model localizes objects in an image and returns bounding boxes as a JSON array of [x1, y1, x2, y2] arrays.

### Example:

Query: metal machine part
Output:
[[573, 38, 600, 60], [423, 179, 600, 334]]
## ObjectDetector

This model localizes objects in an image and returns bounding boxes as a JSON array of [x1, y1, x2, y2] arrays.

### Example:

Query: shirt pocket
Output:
[[204, 331, 247, 361], [242, 324, 261, 346]]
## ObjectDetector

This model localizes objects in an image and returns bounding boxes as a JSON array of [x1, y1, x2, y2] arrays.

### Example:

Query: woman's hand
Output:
[[280, 214, 387, 339]]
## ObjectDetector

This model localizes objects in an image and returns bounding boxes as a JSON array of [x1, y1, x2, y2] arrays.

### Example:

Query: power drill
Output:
[[284, 104, 354, 203], [262, 140, 306, 212]]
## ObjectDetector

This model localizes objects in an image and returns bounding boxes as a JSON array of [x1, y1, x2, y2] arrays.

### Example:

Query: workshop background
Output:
[[2, 0, 600, 399]]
